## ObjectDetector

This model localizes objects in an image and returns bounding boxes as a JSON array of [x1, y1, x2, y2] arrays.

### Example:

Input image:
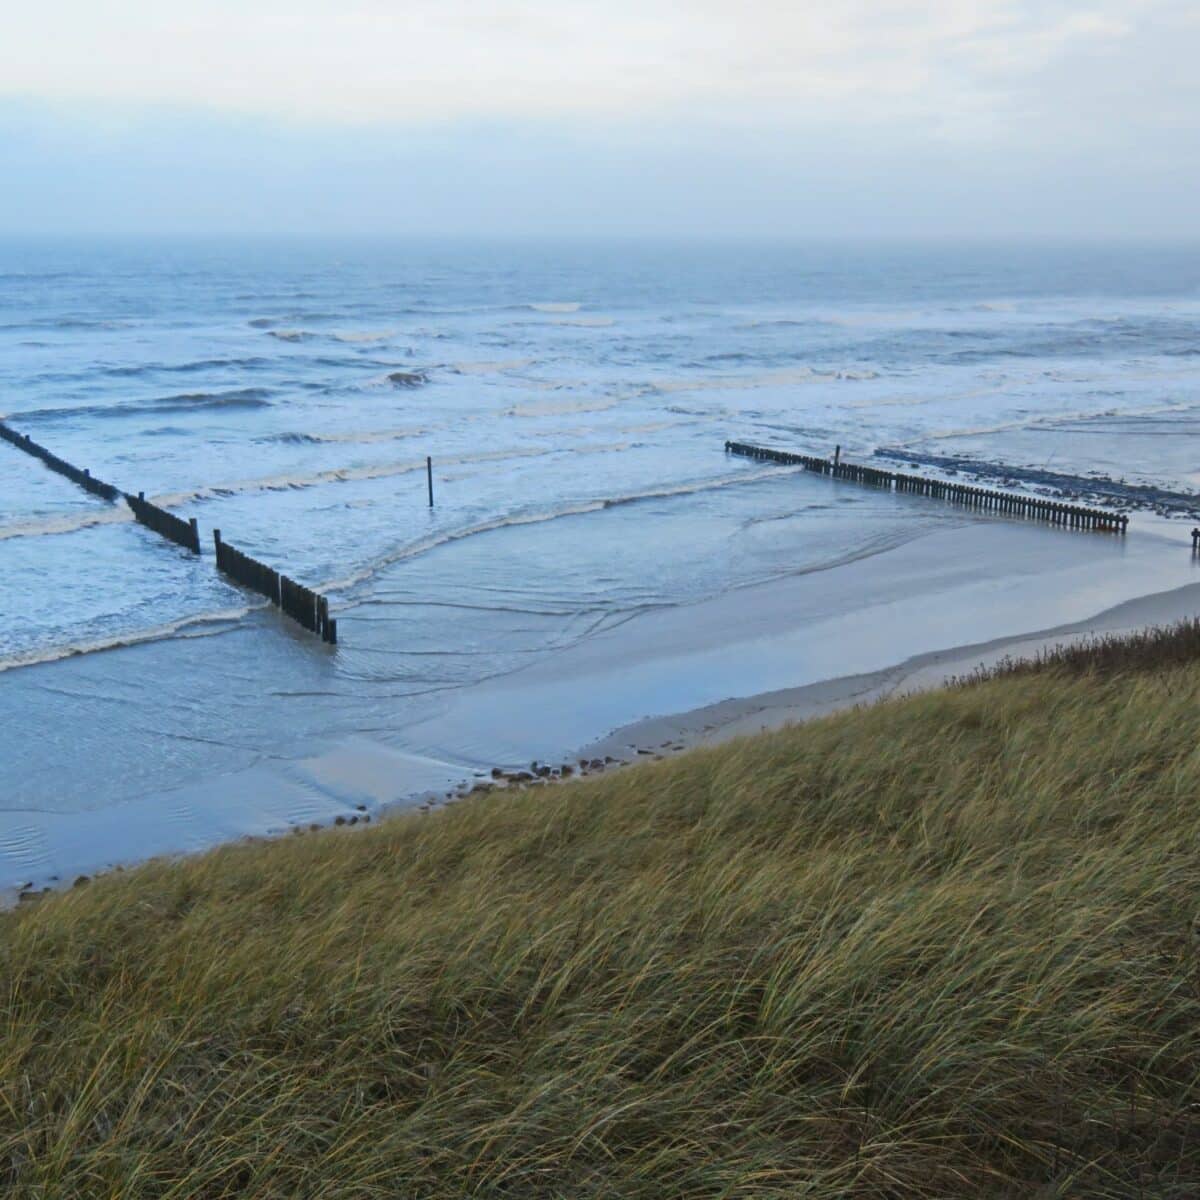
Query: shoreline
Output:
[[584, 574, 1200, 762], [7, 563, 1200, 908]]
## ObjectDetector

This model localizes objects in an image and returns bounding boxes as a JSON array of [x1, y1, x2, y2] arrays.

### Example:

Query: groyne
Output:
[[726, 441, 1127, 533], [125, 491, 201, 554], [0, 421, 120, 502], [214, 531, 337, 644], [0, 418, 337, 644], [877, 448, 1200, 520]]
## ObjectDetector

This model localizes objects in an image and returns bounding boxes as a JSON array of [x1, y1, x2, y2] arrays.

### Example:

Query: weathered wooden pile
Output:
[[726, 440, 1128, 534], [214, 531, 337, 644], [0, 417, 338, 644], [125, 491, 201, 554], [0, 420, 120, 501]]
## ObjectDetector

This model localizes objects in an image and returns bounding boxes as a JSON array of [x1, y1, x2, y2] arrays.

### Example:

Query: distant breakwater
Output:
[[726, 441, 1128, 534], [0, 418, 336, 644], [876, 448, 1200, 521]]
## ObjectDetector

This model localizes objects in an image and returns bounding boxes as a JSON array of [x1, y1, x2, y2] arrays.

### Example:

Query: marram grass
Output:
[[7, 626, 1200, 1196]]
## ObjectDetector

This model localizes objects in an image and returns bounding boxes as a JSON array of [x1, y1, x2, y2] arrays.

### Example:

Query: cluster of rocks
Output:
[[489, 756, 620, 784], [415, 756, 631, 812], [8, 743, 697, 904]]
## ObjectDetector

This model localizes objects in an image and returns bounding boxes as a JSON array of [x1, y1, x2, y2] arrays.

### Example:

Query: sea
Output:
[[3, 237, 1200, 884]]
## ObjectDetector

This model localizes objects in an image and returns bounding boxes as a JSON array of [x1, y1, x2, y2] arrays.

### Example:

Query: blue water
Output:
[[4, 237, 1200, 670], [3, 237, 1200, 826]]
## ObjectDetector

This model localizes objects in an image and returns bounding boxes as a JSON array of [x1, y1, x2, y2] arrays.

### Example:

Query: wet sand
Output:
[[4, 515, 1199, 904]]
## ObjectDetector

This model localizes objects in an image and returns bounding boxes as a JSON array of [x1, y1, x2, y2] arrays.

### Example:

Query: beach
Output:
[[5, 238, 1200, 900], [4, 506, 1197, 903]]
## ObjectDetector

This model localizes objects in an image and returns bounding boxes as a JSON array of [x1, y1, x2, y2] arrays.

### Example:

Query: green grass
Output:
[[7, 626, 1200, 1196]]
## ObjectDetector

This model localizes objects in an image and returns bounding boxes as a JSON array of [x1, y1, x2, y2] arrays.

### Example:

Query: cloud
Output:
[[1, 2, 1197, 236], [0, 0, 1174, 130]]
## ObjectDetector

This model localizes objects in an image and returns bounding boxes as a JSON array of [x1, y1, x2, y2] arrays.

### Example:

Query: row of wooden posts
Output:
[[214, 531, 336, 643], [726, 441, 1129, 534], [0, 422, 121, 502], [0, 418, 336, 644], [125, 491, 202, 554]]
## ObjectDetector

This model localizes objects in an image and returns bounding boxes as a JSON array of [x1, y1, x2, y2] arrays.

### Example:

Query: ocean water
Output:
[[2, 237, 1200, 826]]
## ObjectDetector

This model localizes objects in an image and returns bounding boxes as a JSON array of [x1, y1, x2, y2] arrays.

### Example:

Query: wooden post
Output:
[[427, 456, 434, 507], [834, 445, 841, 466]]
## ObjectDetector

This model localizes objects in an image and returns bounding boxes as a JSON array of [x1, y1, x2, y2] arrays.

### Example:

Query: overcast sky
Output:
[[3, 1, 1197, 236]]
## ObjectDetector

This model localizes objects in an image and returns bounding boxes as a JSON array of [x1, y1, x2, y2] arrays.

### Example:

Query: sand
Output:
[[4, 515, 1199, 905]]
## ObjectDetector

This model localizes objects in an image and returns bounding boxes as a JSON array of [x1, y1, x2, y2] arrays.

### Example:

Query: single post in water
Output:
[[427, 456, 434, 507], [834, 445, 841, 467]]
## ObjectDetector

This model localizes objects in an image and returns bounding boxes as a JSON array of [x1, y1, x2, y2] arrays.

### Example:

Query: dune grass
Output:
[[6, 627, 1200, 1195]]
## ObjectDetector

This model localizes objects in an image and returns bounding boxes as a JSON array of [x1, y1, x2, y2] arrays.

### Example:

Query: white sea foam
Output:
[[319, 465, 801, 595], [448, 358, 537, 375], [0, 605, 254, 674], [504, 397, 620, 418], [331, 330, 394, 343], [0, 506, 133, 541]]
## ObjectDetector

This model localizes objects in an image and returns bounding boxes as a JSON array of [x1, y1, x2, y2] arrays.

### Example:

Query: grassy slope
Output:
[[5, 630, 1200, 1197]]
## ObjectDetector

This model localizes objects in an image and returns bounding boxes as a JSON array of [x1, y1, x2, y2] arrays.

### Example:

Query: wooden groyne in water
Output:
[[214, 531, 337, 644], [726, 441, 1128, 534], [0, 420, 120, 502], [0, 419, 199, 551], [0, 417, 337, 644], [125, 491, 201, 554], [2, 418, 199, 552]]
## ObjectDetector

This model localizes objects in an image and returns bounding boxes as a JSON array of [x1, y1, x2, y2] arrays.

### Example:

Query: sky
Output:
[[2, 0, 1198, 236]]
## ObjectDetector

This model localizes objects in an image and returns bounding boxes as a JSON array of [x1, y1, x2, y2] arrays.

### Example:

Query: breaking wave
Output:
[[265, 426, 428, 446], [0, 507, 134, 542], [268, 330, 320, 343], [12, 389, 272, 422], [0, 606, 254, 674], [320, 465, 802, 594]]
